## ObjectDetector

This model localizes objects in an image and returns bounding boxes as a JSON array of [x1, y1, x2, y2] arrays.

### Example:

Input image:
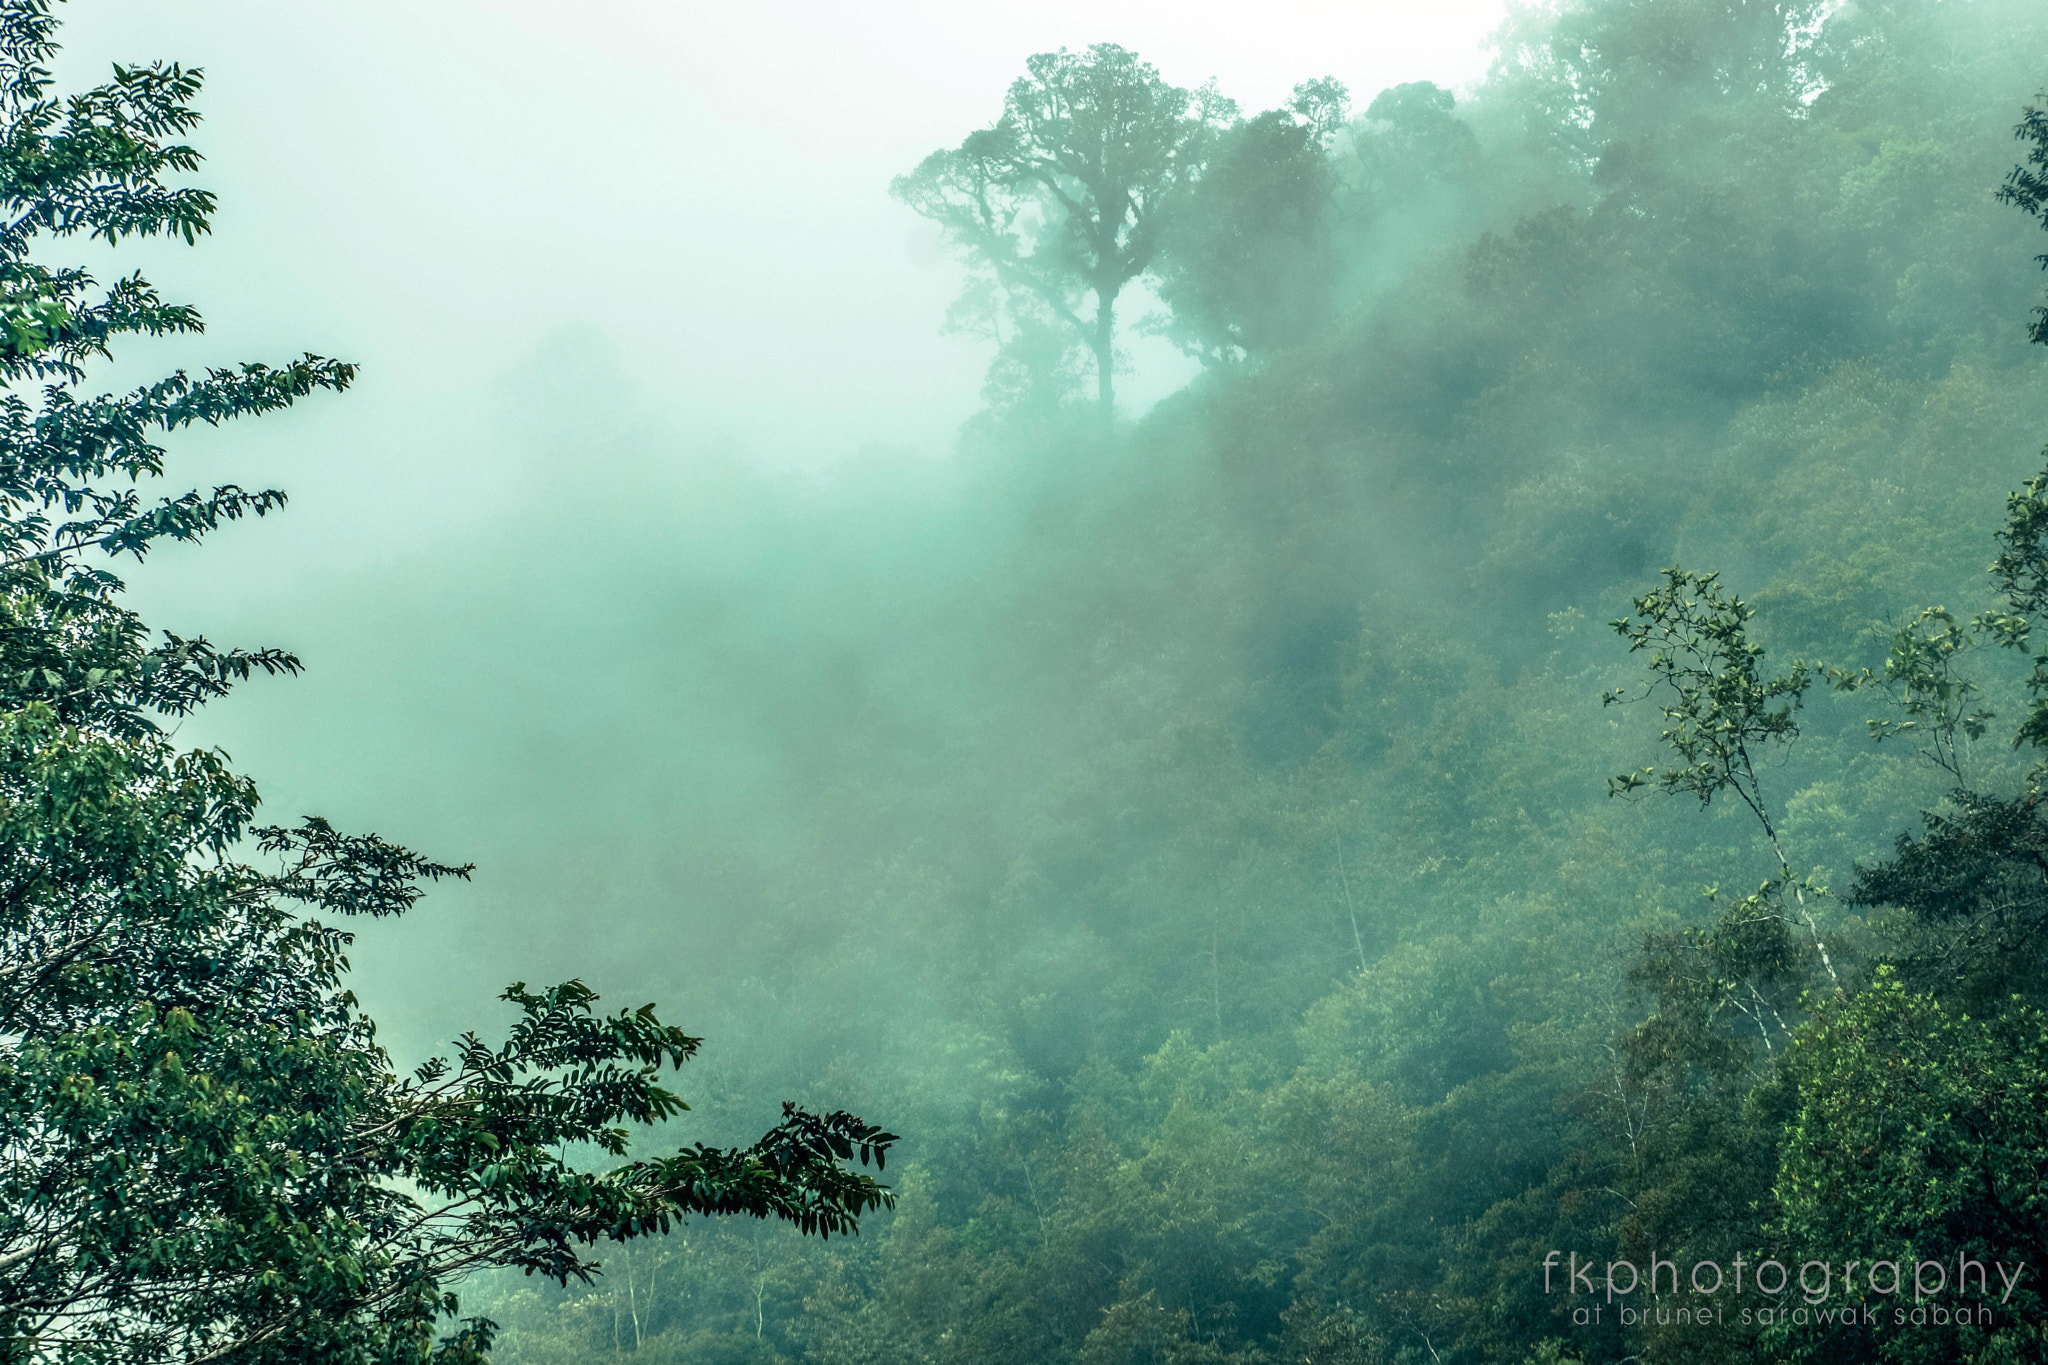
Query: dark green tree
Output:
[[1994, 91, 2048, 343], [891, 43, 1235, 422], [1770, 974, 2048, 1364], [1150, 80, 1347, 363], [0, 6, 893, 1362]]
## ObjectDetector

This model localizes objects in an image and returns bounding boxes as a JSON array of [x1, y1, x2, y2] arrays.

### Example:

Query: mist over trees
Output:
[[463, 0, 2048, 1359], [12, 0, 2048, 1361]]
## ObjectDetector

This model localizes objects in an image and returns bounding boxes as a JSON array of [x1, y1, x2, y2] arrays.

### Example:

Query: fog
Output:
[[26, 0, 2048, 1358], [45, 0, 1507, 1051]]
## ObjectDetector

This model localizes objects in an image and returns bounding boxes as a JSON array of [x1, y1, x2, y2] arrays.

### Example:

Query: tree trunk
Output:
[[1093, 288, 1116, 425]]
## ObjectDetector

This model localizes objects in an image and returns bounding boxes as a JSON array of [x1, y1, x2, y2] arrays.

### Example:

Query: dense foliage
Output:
[[11, 0, 2039, 1360], [458, 0, 2048, 1362], [0, 5, 894, 1362]]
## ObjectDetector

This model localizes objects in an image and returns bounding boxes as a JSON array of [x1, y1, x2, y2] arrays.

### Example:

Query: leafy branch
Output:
[[1824, 607, 1993, 786], [1605, 566, 1838, 988]]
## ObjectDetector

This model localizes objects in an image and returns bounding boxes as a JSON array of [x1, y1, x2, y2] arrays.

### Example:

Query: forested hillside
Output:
[[468, 0, 2048, 1361]]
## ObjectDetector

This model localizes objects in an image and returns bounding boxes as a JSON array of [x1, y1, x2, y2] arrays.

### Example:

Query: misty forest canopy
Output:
[[10, 0, 2048, 1362], [473, 0, 2048, 1361], [0, 3, 896, 1363]]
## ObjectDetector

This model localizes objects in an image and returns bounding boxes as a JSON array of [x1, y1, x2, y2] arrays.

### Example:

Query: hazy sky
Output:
[[56, 0, 1511, 477], [43, 0, 1513, 1051]]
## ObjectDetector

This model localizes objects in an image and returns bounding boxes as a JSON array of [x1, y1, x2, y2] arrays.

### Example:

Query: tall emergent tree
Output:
[[0, 5, 893, 1362], [892, 43, 1234, 421]]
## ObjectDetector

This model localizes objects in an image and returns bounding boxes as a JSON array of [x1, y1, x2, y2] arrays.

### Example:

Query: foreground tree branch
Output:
[[0, 5, 895, 1361]]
